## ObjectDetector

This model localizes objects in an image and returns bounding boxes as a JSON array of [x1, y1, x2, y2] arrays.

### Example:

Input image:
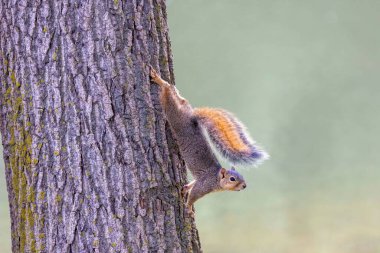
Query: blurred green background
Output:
[[167, 0, 380, 252], [1, 0, 380, 252]]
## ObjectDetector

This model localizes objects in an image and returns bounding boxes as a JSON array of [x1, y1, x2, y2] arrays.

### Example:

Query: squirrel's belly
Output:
[[175, 131, 220, 178]]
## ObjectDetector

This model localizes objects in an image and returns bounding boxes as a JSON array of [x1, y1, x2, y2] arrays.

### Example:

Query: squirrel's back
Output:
[[194, 108, 269, 165]]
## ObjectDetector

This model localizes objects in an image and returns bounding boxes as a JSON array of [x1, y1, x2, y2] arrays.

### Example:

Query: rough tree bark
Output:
[[0, 1, 201, 252]]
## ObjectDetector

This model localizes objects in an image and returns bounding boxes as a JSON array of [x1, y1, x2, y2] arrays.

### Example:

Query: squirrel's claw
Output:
[[186, 204, 195, 217], [181, 185, 189, 194], [150, 68, 158, 80], [149, 67, 163, 85], [182, 185, 195, 217], [149, 67, 171, 87], [181, 185, 190, 202]]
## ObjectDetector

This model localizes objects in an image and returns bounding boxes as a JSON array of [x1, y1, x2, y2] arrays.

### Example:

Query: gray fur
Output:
[[150, 69, 247, 214], [161, 86, 221, 179]]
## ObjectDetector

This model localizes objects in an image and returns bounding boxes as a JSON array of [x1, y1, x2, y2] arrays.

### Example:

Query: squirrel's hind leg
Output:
[[173, 87, 187, 105], [150, 68, 188, 106]]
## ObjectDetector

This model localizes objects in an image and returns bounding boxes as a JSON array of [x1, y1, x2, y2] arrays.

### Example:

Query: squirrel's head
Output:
[[218, 167, 247, 191]]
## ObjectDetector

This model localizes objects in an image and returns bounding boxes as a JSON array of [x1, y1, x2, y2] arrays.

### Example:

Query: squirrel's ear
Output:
[[231, 166, 236, 171], [219, 168, 227, 179]]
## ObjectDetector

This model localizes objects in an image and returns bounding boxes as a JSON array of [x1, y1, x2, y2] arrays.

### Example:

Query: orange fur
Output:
[[194, 108, 249, 153]]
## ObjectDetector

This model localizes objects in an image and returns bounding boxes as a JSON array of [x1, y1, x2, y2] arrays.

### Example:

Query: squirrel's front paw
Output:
[[181, 185, 190, 196], [186, 205, 195, 217]]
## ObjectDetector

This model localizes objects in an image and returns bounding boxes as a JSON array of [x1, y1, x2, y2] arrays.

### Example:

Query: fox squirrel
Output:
[[150, 68, 269, 215]]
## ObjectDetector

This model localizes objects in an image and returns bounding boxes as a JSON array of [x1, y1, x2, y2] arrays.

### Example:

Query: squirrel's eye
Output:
[[229, 177, 236, 182]]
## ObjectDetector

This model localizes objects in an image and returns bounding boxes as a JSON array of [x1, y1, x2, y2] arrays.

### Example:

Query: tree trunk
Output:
[[0, 1, 201, 252]]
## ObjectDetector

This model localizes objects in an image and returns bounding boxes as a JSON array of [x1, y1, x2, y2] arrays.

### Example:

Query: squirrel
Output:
[[149, 68, 269, 215]]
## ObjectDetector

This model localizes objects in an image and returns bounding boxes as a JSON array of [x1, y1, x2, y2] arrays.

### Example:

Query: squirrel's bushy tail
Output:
[[194, 108, 269, 165]]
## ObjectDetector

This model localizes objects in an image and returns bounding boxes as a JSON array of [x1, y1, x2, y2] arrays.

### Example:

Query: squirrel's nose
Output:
[[242, 183, 247, 189]]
